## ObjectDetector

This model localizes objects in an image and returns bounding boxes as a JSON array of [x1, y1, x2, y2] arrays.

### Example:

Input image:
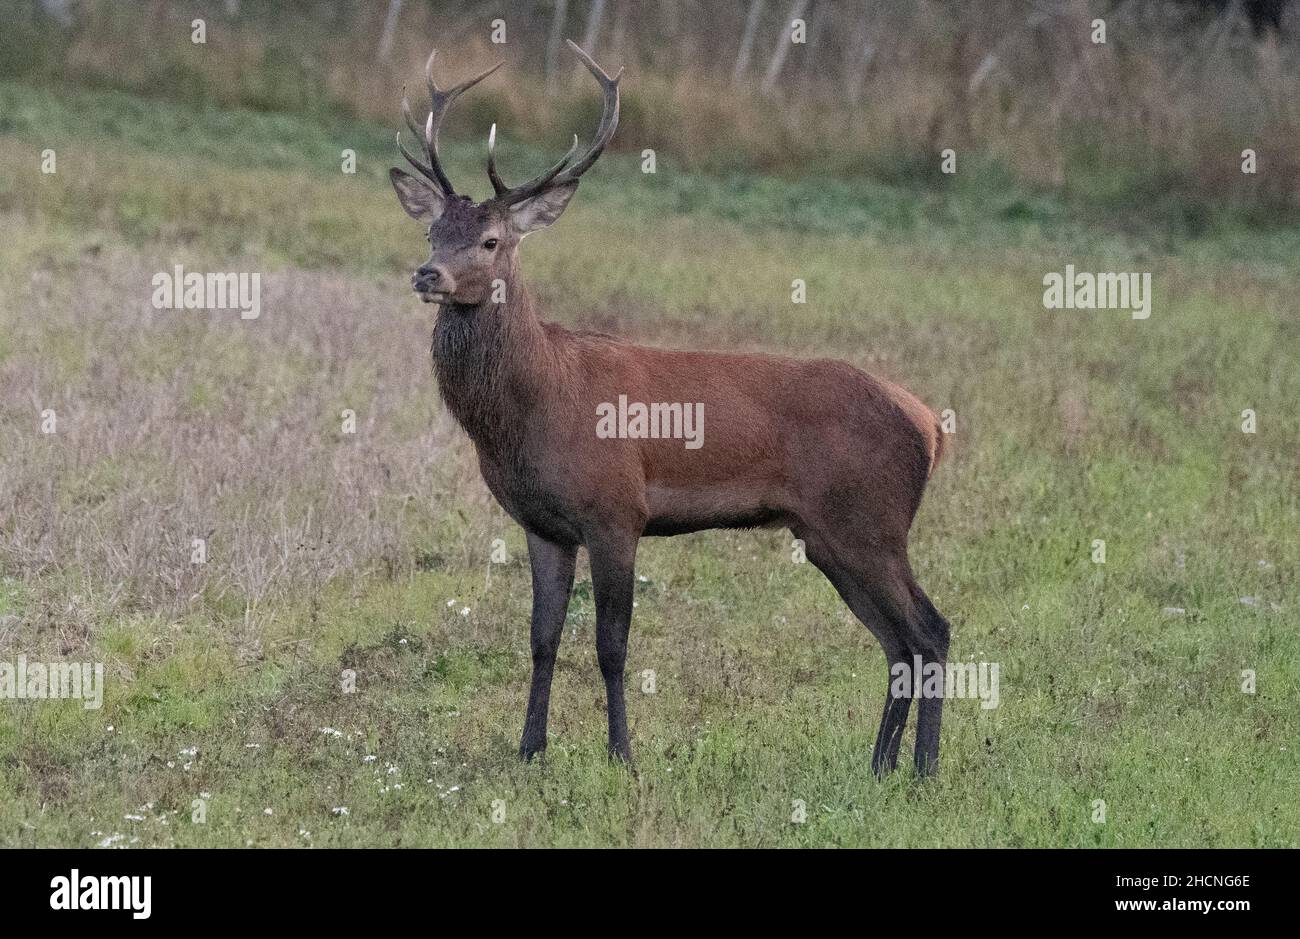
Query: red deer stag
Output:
[[390, 41, 953, 775]]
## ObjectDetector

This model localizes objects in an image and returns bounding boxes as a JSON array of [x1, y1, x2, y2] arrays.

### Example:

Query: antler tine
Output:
[[396, 90, 442, 187], [396, 132, 440, 186], [487, 124, 508, 196], [401, 92, 427, 145], [489, 41, 620, 207], [548, 40, 622, 187], [397, 50, 501, 196], [488, 124, 581, 202]]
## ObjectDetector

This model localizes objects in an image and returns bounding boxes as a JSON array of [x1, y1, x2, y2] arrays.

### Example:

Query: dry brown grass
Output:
[[0, 231, 493, 625]]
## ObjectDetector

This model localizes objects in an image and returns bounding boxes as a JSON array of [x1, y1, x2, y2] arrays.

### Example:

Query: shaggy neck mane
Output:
[[430, 269, 569, 459]]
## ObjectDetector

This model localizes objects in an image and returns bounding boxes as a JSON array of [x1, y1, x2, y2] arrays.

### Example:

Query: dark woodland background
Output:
[[5, 0, 1298, 225]]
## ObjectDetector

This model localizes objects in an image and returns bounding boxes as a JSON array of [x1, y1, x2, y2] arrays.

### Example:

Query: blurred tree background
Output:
[[2, 0, 1297, 223]]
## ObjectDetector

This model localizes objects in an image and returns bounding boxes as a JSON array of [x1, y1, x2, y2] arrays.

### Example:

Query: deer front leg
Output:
[[587, 532, 639, 762], [519, 532, 577, 761]]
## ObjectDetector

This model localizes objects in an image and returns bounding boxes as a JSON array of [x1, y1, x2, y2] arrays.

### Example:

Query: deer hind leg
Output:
[[909, 587, 951, 777], [800, 528, 949, 776], [854, 556, 950, 777], [798, 531, 911, 777]]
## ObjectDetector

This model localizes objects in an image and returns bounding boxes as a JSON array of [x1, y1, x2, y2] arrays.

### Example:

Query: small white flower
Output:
[[331, 806, 349, 816]]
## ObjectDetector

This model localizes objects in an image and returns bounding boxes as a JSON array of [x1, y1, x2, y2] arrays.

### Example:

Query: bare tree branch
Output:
[[732, 0, 766, 86], [761, 0, 811, 95], [546, 0, 569, 95], [377, 0, 403, 62]]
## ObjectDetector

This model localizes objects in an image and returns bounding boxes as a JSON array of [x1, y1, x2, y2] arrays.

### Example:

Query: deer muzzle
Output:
[[412, 264, 454, 301]]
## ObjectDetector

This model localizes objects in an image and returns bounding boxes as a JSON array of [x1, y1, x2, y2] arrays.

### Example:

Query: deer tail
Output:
[[880, 378, 945, 481], [926, 408, 945, 480]]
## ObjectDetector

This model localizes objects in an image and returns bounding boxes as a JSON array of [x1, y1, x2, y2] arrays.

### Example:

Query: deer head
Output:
[[390, 41, 621, 306]]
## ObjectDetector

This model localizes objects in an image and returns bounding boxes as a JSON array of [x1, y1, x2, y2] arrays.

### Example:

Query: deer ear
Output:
[[508, 182, 579, 235], [390, 168, 446, 223]]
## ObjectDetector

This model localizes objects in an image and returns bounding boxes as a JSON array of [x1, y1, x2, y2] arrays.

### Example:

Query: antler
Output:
[[487, 124, 579, 200], [397, 50, 501, 197], [488, 40, 622, 207]]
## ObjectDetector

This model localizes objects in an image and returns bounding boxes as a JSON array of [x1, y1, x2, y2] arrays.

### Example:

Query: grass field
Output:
[[0, 78, 1296, 848]]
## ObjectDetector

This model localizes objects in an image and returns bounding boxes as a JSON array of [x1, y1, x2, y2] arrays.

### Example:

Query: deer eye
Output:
[[482, 238, 498, 251]]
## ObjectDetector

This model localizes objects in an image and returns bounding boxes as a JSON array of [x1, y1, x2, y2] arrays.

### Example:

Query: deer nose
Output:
[[412, 265, 449, 293]]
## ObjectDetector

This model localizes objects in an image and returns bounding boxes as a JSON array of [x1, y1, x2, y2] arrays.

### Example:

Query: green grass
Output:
[[0, 79, 1296, 847]]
